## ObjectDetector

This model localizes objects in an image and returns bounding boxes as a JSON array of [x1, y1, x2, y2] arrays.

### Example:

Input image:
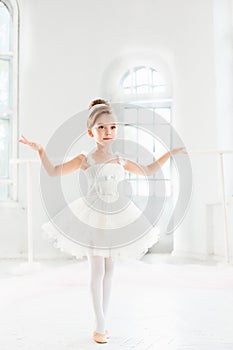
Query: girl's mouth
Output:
[[103, 138, 112, 140]]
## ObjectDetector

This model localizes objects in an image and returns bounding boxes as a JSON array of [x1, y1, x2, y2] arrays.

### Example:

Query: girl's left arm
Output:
[[123, 147, 187, 176]]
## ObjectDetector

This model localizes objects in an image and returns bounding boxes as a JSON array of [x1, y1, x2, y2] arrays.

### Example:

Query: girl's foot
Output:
[[105, 329, 110, 338], [93, 331, 108, 343]]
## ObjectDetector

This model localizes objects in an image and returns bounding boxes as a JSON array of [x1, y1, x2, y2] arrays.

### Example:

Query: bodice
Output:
[[81, 152, 125, 203]]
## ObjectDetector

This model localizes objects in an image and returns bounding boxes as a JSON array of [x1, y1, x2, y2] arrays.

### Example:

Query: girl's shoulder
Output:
[[78, 150, 88, 158]]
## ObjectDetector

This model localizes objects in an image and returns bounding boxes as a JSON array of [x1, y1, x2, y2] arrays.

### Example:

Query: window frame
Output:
[[118, 65, 173, 198], [0, 0, 19, 203], [122, 101, 173, 198], [121, 65, 169, 97]]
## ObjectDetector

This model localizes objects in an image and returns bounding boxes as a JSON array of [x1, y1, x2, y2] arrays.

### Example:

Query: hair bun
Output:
[[88, 99, 110, 110]]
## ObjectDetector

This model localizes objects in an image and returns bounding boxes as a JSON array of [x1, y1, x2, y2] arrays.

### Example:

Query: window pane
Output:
[[0, 3, 11, 52], [0, 118, 10, 177], [137, 179, 150, 196], [136, 85, 149, 94], [138, 107, 154, 124], [124, 125, 137, 138], [152, 85, 166, 93], [152, 69, 158, 84], [124, 108, 137, 125], [129, 180, 137, 195], [135, 67, 148, 85], [0, 183, 10, 201], [126, 171, 137, 180], [154, 141, 166, 157], [123, 125, 138, 155], [138, 129, 154, 151], [123, 73, 131, 87], [153, 70, 165, 85], [166, 181, 171, 197], [0, 59, 10, 107], [154, 108, 171, 123], [153, 136, 171, 180], [159, 159, 171, 179], [154, 124, 171, 148], [123, 87, 131, 94]]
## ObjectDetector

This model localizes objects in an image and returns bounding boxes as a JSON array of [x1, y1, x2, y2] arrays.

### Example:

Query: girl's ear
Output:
[[88, 129, 94, 137]]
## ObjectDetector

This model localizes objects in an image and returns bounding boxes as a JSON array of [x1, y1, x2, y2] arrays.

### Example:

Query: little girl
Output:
[[18, 99, 186, 344]]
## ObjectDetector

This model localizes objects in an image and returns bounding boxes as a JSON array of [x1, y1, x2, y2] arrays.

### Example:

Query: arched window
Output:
[[0, 0, 18, 202], [121, 66, 167, 95], [120, 64, 173, 198]]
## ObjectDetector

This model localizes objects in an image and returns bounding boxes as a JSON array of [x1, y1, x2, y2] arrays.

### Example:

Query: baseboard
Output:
[[171, 249, 216, 262]]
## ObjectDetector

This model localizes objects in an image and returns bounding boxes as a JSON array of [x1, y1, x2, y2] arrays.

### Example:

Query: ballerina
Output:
[[18, 98, 186, 344]]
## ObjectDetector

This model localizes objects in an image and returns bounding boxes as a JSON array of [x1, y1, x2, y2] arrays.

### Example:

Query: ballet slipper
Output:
[[93, 330, 109, 337], [92, 331, 108, 343]]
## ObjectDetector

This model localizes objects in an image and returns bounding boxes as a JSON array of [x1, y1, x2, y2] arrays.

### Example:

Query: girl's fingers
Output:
[[180, 148, 188, 154], [20, 135, 33, 146], [172, 147, 188, 155], [21, 135, 29, 142], [18, 136, 32, 146], [21, 135, 31, 144]]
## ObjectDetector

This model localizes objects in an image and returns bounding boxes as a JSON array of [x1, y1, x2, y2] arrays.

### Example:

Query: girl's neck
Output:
[[95, 143, 114, 155]]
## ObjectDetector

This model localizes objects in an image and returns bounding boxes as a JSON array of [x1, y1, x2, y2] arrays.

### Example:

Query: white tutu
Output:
[[41, 151, 160, 261]]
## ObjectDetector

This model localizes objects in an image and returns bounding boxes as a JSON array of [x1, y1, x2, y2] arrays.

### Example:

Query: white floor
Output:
[[0, 254, 233, 350]]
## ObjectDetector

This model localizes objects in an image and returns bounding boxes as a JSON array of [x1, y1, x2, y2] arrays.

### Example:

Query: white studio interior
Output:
[[0, 0, 233, 349]]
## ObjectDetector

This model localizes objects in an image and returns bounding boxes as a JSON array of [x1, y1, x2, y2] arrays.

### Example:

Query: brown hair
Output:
[[87, 98, 112, 129]]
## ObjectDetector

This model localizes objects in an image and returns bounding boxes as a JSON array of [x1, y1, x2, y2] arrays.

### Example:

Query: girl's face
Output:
[[88, 113, 118, 145]]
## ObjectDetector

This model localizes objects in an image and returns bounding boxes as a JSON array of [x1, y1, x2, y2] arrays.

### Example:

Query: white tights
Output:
[[87, 255, 115, 334]]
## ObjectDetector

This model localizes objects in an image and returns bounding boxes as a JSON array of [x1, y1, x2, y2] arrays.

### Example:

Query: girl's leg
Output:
[[87, 255, 106, 333], [103, 257, 115, 323]]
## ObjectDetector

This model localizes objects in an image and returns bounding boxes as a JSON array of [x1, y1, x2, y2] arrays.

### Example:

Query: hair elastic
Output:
[[89, 103, 109, 115]]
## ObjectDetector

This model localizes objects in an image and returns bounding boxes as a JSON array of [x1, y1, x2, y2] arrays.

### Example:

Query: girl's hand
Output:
[[170, 147, 187, 156], [18, 135, 42, 151]]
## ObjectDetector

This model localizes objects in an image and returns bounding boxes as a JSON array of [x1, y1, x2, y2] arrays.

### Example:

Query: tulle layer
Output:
[[42, 219, 160, 261]]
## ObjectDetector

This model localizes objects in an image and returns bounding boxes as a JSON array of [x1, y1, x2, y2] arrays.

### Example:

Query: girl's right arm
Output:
[[18, 135, 85, 177]]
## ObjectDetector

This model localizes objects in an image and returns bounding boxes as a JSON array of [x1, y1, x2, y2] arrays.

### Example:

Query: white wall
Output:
[[173, 0, 233, 261], [213, 0, 233, 196], [0, 0, 231, 260]]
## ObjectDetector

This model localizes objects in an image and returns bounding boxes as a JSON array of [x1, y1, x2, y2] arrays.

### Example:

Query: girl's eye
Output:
[[98, 125, 117, 129]]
